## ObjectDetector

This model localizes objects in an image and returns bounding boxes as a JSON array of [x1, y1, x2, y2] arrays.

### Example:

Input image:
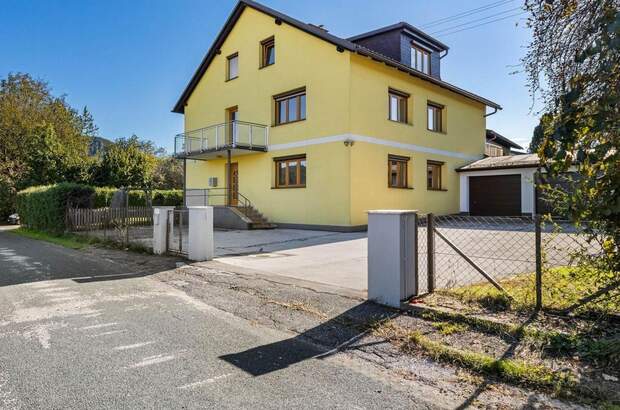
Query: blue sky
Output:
[[2, 0, 539, 152]]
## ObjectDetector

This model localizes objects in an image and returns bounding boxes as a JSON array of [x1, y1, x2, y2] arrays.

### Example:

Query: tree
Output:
[[0, 73, 92, 218], [153, 156, 183, 190], [523, 0, 619, 269], [93, 135, 157, 188], [528, 113, 552, 153]]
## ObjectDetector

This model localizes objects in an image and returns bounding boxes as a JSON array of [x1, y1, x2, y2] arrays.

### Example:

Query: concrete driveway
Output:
[[212, 223, 585, 297], [215, 229, 368, 295]]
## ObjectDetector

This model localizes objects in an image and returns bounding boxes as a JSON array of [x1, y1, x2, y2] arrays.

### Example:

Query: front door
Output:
[[227, 162, 239, 206]]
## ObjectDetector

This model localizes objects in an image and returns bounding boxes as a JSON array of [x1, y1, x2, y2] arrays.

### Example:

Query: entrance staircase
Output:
[[238, 205, 276, 229]]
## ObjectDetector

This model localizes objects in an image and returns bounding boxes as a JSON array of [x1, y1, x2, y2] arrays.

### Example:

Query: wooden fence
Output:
[[66, 207, 153, 231]]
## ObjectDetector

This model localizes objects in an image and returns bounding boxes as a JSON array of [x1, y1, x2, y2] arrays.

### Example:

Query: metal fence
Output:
[[417, 214, 614, 315], [65, 207, 154, 250], [166, 209, 189, 256]]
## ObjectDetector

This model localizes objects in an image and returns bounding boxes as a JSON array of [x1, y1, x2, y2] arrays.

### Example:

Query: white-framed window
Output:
[[411, 45, 430, 74]]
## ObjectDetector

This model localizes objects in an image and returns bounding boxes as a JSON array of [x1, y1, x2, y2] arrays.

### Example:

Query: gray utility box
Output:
[[367, 210, 418, 308]]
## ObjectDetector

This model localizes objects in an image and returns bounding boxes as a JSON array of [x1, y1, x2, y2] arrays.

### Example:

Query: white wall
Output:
[[459, 168, 537, 214]]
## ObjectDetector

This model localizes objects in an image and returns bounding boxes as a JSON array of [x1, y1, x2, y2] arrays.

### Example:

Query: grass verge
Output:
[[442, 266, 620, 316], [371, 320, 584, 399], [10, 228, 88, 249], [416, 308, 620, 367], [9, 227, 152, 254]]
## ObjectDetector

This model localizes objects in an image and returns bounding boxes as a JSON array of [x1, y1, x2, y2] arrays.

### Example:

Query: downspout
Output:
[[439, 49, 449, 59]]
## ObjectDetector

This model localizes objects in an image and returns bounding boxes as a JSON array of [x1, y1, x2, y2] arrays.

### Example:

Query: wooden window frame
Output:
[[226, 52, 239, 81], [260, 36, 275, 68], [427, 102, 443, 132], [388, 88, 409, 124], [411, 44, 431, 74], [485, 142, 504, 157], [427, 160, 444, 191], [274, 87, 306, 126], [274, 154, 306, 188], [388, 154, 410, 189]]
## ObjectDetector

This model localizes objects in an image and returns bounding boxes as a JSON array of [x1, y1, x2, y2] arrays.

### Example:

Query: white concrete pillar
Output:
[[188, 206, 214, 261], [152, 206, 175, 255], [367, 210, 418, 308]]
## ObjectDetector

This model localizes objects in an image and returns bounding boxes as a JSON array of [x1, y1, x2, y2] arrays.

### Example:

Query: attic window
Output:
[[227, 53, 239, 80], [411, 45, 430, 75]]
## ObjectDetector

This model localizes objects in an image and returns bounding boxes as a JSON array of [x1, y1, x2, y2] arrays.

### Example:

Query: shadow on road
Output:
[[219, 301, 395, 376], [0, 230, 181, 287]]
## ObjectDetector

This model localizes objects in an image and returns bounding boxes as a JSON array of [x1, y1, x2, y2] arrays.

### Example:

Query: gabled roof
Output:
[[486, 129, 523, 150], [347, 22, 449, 51], [172, 0, 501, 114]]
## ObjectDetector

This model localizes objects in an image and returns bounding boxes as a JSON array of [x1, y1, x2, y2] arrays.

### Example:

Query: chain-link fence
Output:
[[65, 207, 154, 250], [417, 214, 616, 316]]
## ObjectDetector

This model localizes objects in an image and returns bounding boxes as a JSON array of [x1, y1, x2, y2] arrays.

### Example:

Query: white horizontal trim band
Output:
[[268, 133, 481, 160]]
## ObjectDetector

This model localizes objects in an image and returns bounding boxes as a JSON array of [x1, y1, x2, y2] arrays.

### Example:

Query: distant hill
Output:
[[88, 136, 112, 156]]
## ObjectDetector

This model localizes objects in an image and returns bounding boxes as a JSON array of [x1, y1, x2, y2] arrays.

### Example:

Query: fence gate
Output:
[[167, 209, 189, 256]]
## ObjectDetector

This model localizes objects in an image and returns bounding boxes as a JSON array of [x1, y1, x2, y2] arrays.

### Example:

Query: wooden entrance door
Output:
[[227, 162, 239, 206]]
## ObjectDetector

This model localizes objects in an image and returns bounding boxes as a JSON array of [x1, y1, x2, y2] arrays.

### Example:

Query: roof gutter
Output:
[[484, 106, 499, 117]]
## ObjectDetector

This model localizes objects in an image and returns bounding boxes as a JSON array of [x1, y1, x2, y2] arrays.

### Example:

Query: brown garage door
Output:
[[469, 175, 521, 216]]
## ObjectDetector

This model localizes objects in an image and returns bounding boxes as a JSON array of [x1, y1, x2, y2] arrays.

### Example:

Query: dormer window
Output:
[[411, 45, 430, 74]]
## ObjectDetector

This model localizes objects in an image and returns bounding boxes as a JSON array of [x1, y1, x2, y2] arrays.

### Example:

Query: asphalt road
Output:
[[0, 230, 426, 409]]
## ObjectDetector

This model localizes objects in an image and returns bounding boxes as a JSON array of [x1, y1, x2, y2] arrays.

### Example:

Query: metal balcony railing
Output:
[[174, 121, 269, 156]]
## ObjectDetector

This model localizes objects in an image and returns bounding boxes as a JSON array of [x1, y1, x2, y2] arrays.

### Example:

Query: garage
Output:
[[469, 175, 521, 216], [457, 155, 541, 216]]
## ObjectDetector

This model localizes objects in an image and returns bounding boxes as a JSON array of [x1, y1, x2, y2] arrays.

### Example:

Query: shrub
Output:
[[16, 183, 94, 233], [16, 184, 183, 233], [91, 188, 182, 207]]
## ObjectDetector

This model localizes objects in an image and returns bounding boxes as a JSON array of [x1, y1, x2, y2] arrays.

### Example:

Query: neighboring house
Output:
[[485, 129, 523, 157], [172, 0, 501, 230]]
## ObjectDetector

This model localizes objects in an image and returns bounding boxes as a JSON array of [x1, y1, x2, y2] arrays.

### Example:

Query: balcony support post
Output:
[[226, 149, 232, 207]]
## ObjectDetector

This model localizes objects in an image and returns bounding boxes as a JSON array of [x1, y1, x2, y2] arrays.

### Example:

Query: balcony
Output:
[[174, 121, 269, 159]]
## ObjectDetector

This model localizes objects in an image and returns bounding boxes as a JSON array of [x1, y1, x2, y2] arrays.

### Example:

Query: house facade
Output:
[[173, 0, 501, 230]]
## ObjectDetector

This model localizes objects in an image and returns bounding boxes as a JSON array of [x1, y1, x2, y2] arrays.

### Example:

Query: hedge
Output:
[[16, 183, 95, 233], [92, 188, 183, 207], [16, 184, 183, 233]]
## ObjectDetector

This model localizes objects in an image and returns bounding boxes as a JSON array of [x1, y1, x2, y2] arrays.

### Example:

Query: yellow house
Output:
[[172, 0, 501, 231]]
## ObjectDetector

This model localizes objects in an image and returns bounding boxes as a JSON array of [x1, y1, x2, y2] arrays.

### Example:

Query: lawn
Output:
[[442, 266, 620, 316]]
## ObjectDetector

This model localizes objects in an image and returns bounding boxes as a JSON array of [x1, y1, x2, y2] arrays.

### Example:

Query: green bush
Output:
[[16, 184, 183, 233], [91, 188, 182, 207], [16, 183, 94, 233]]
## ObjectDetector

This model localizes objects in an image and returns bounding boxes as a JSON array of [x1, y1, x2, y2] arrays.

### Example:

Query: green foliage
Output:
[[524, 0, 620, 272], [91, 187, 182, 207], [443, 266, 620, 317], [153, 156, 183, 189], [0, 73, 94, 219], [93, 135, 158, 188], [10, 227, 88, 250], [16, 183, 182, 233], [16, 183, 94, 233]]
